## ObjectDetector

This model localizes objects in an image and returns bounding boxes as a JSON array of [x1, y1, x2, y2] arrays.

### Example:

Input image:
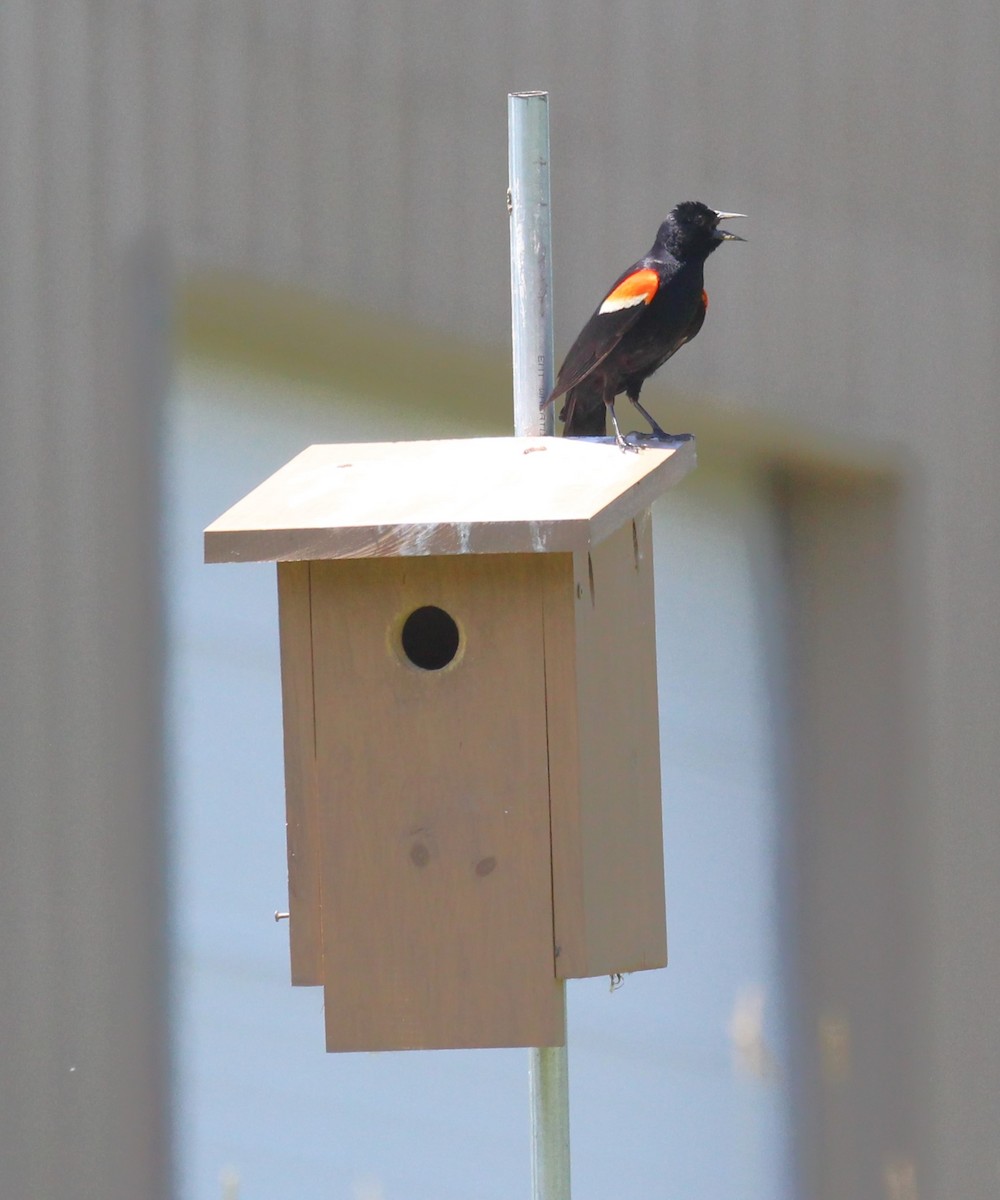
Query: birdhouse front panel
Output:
[[308, 552, 564, 1051]]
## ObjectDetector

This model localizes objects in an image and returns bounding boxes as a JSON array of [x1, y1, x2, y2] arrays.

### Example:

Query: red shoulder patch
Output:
[[702, 289, 709, 311], [598, 268, 660, 314]]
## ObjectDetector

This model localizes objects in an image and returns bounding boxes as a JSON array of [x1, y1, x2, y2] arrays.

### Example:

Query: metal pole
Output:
[[508, 90, 570, 1200], [529, 1028, 571, 1200], [508, 91, 555, 437]]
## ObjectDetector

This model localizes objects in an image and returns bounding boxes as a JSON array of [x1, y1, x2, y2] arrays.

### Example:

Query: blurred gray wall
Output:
[[2, 0, 998, 1196], [0, 5, 172, 1196]]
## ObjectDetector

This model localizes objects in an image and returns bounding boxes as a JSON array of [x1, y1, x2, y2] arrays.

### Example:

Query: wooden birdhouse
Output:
[[205, 436, 695, 1052]]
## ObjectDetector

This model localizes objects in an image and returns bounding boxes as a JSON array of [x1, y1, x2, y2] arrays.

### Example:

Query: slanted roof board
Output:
[[205, 436, 695, 562]]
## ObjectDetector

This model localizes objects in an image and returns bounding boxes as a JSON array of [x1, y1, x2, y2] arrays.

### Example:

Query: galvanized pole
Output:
[[507, 90, 570, 1200], [508, 91, 555, 438]]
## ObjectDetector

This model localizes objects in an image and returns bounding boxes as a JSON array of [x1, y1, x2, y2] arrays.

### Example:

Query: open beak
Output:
[[714, 211, 747, 242]]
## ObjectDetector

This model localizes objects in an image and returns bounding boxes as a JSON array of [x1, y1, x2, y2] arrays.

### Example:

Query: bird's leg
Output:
[[605, 383, 638, 452], [627, 386, 673, 441]]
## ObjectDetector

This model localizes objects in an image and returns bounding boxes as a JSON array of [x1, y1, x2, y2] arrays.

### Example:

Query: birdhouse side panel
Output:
[[576, 513, 667, 975], [548, 515, 668, 979], [308, 554, 565, 1051], [277, 561, 323, 986]]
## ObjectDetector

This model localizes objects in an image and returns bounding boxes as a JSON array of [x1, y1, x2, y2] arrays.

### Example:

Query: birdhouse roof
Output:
[[204, 436, 695, 562]]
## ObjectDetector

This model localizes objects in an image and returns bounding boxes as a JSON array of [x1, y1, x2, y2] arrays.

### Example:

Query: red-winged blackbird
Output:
[[547, 201, 745, 449]]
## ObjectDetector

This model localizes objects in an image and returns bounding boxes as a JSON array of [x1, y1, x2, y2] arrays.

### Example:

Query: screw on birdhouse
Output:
[[274, 911, 290, 922]]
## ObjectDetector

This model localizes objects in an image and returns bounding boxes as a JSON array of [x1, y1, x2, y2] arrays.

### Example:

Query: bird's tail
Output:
[[559, 379, 608, 437]]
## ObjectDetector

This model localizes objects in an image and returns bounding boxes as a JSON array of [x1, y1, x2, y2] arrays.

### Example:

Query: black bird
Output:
[[546, 202, 745, 449]]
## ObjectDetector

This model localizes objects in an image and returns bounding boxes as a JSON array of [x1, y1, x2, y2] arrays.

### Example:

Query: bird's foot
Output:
[[626, 430, 693, 450], [614, 431, 641, 453]]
